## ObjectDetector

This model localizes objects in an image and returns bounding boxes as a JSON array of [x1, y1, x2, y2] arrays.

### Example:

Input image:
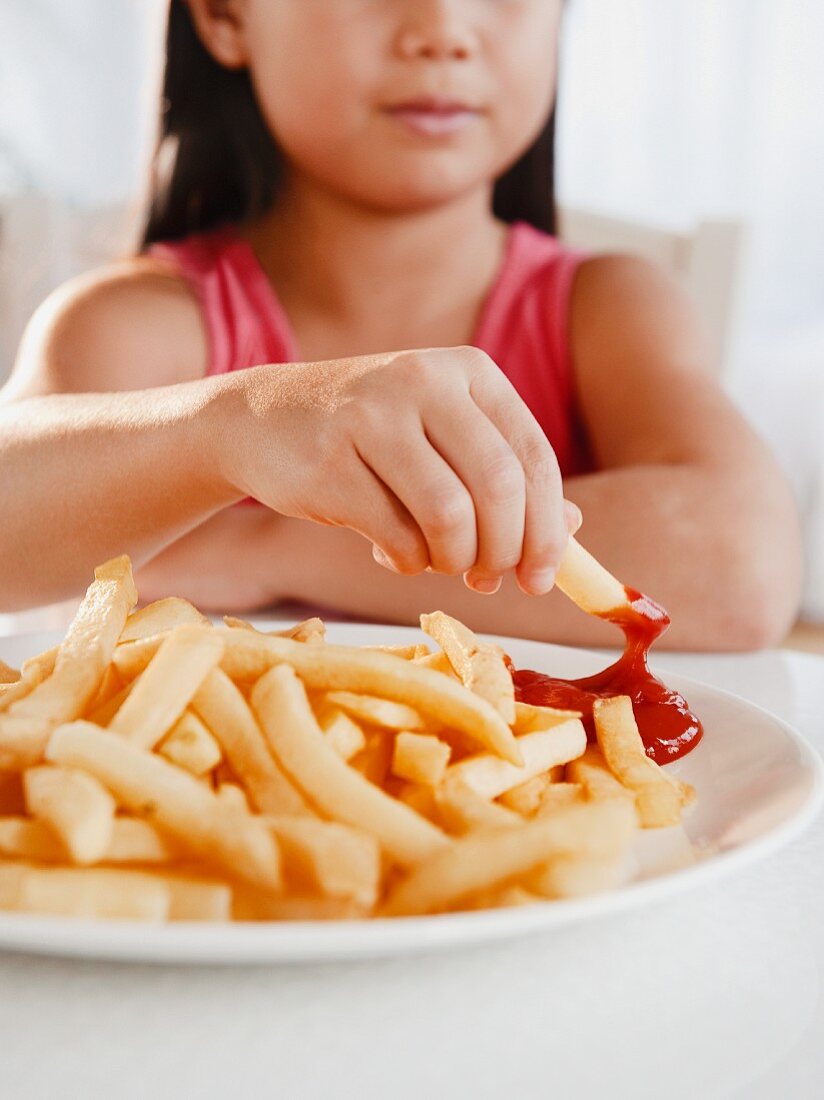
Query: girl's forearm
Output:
[[0, 380, 240, 608]]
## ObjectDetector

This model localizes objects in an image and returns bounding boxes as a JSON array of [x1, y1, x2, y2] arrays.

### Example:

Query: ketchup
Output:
[[512, 588, 703, 764]]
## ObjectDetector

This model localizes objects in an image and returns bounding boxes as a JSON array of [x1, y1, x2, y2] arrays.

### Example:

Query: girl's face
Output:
[[200, 0, 562, 212]]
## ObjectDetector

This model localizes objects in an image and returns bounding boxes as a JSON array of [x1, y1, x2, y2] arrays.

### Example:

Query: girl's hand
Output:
[[221, 347, 580, 595]]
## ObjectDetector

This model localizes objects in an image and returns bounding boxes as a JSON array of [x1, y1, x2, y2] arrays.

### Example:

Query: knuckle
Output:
[[480, 453, 524, 505], [423, 489, 472, 538], [523, 440, 560, 487]]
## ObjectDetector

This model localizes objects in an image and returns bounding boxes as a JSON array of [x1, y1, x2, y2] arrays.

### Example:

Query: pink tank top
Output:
[[150, 221, 592, 476]]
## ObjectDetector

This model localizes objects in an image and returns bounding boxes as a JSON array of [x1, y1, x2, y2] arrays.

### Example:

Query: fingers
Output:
[[356, 430, 479, 575], [325, 455, 430, 575], [468, 362, 569, 594], [423, 402, 527, 594]]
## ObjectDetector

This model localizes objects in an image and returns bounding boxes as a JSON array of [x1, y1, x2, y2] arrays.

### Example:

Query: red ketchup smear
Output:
[[512, 588, 703, 764]]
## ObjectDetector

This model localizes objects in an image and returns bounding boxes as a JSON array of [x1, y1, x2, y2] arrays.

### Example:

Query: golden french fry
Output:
[[224, 616, 326, 644], [160, 874, 232, 921], [216, 783, 250, 813], [534, 782, 585, 815], [232, 890, 367, 922], [382, 799, 638, 917], [87, 679, 135, 727], [24, 765, 116, 865], [191, 668, 310, 816], [0, 647, 58, 712], [251, 665, 450, 865], [0, 862, 171, 921], [266, 815, 381, 908], [513, 701, 581, 734], [0, 817, 64, 862], [412, 650, 459, 678], [444, 719, 586, 800], [0, 661, 19, 685], [326, 690, 427, 732], [86, 664, 124, 716], [555, 536, 629, 616], [159, 711, 222, 776], [0, 816, 178, 866], [498, 773, 553, 817], [392, 731, 451, 787], [226, 634, 522, 765], [46, 722, 281, 890], [363, 644, 429, 660], [119, 597, 209, 643], [593, 696, 694, 827], [567, 744, 637, 805], [0, 556, 137, 768], [316, 704, 366, 762], [526, 851, 631, 899], [108, 625, 224, 750], [420, 611, 515, 723], [434, 777, 522, 836]]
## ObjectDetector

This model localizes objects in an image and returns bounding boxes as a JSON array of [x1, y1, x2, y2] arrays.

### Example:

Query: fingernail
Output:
[[465, 571, 502, 595], [372, 545, 401, 573], [526, 567, 556, 595], [564, 501, 583, 534]]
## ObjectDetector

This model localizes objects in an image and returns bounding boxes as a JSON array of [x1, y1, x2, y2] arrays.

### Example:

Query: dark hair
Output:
[[142, 0, 557, 247]]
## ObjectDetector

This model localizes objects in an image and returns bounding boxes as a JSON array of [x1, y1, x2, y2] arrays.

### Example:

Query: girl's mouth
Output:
[[384, 98, 481, 137]]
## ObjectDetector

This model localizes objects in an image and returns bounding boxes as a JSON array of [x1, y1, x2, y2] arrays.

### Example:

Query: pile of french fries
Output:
[[0, 552, 694, 923]]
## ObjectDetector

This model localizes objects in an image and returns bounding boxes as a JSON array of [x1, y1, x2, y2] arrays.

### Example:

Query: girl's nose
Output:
[[395, 1, 476, 61]]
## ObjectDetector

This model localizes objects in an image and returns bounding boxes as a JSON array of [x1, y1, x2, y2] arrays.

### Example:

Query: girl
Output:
[[0, 0, 801, 648]]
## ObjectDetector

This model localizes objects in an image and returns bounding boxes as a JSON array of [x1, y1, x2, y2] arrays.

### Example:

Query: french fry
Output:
[[567, 744, 637, 806], [0, 556, 137, 768], [24, 765, 116, 865], [593, 696, 695, 827], [316, 704, 366, 762], [444, 719, 586, 800], [0, 661, 19, 685], [555, 536, 629, 616], [434, 777, 522, 835], [160, 874, 232, 921], [191, 669, 311, 816], [382, 799, 638, 916], [413, 650, 459, 678], [0, 862, 171, 921], [350, 730, 394, 785], [224, 616, 326, 644], [498, 773, 553, 817], [159, 711, 222, 776], [534, 782, 584, 815], [326, 690, 427, 732], [526, 851, 631, 899], [363, 644, 429, 660], [226, 634, 523, 765], [392, 731, 451, 787], [513, 700, 581, 734], [216, 782, 250, 813], [233, 890, 367, 922], [251, 664, 450, 865], [87, 679, 135, 727], [0, 816, 178, 866], [86, 664, 124, 716], [108, 625, 224, 750], [119, 597, 208, 643], [46, 722, 281, 890], [420, 611, 515, 723], [266, 815, 381, 908], [0, 647, 58, 712]]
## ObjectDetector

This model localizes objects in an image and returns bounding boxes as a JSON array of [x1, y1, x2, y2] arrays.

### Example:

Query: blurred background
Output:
[[1, 0, 822, 621]]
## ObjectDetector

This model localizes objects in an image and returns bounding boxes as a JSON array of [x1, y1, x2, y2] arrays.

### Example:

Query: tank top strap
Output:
[[148, 229, 299, 374]]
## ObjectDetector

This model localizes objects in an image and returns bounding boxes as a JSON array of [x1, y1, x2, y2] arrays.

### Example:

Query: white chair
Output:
[[559, 206, 747, 376]]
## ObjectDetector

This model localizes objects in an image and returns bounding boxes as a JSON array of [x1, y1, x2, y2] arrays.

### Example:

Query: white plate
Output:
[[0, 622, 821, 964]]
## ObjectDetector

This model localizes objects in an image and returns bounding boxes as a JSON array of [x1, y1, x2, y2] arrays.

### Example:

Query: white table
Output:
[[0, 632, 822, 1100]]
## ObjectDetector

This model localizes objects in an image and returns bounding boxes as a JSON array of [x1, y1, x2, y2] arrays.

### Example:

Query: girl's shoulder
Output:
[[12, 254, 208, 399]]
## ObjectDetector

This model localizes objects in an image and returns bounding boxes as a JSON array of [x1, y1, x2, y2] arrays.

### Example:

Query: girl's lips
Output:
[[385, 106, 480, 137]]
